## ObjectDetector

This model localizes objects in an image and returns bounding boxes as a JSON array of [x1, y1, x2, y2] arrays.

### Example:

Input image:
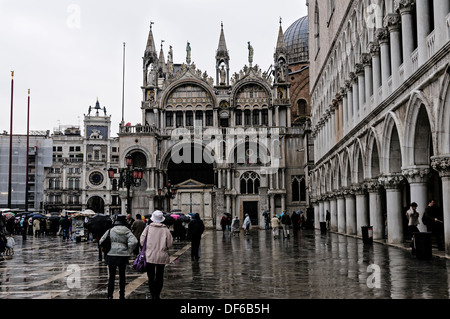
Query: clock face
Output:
[[89, 172, 104, 186]]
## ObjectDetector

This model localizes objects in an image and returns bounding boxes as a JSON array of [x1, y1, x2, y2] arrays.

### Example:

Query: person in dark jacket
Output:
[[60, 216, 71, 241], [423, 199, 445, 251], [187, 213, 205, 261]]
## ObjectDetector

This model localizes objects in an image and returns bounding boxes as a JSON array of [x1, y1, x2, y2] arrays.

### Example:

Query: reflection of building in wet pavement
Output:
[[1, 230, 450, 299]]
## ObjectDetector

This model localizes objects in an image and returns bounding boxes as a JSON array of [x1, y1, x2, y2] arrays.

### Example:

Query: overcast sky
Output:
[[1, 0, 308, 137]]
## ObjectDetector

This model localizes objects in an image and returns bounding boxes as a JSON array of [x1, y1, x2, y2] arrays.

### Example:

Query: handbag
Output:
[[132, 231, 148, 272], [100, 229, 111, 254]]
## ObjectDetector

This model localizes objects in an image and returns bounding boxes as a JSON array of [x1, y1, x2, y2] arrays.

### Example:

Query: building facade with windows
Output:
[[308, 0, 450, 253], [44, 101, 120, 215], [114, 18, 310, 229]]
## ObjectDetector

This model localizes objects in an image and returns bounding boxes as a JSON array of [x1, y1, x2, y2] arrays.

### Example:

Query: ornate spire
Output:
[[275, 17, 287, 56], [216, 22, 229, 58], [144, 21, 157, 61], [158, 40, 167, 77]]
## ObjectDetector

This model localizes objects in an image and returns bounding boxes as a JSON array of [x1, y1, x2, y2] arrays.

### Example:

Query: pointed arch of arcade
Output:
[[352, 138, 366, 185], [380, 111, 404, 174], [365, 128, 381, 179], [403, 90, 435, 168], [437, 65, 450, 155]]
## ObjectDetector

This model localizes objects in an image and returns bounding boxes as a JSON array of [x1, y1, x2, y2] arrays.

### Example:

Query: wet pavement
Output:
[[1, 228, 450, 300]]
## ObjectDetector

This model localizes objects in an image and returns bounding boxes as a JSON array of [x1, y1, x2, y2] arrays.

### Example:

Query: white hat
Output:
[[151, 210, 165, 223]]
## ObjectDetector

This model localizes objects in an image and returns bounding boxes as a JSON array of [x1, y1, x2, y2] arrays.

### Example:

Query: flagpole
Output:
[[25, 89, 30, 211], [121, 42, 125, 126], [8, 71, 14, 208]]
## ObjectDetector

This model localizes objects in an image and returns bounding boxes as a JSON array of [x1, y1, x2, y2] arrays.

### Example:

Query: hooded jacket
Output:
[[100, 224, 137, 257], [140, 223, 173, 265]]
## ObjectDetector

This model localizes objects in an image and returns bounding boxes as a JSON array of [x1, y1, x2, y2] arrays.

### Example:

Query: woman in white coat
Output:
[[242, 214, 252, 235]]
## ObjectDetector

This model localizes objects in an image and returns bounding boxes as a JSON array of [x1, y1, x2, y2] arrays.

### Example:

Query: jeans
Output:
[[146, 263, 165, 299], [62, 229, 70, 240]]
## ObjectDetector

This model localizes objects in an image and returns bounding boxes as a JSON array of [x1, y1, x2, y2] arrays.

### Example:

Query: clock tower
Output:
[[83, 99, 119, 214]]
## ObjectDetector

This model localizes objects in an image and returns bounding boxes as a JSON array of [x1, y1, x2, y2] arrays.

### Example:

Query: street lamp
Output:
[[157, 179, 177, 212], [108, 154, 143, 215]]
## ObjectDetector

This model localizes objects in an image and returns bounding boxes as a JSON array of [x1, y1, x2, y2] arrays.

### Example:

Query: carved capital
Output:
[[353, 184, 367, 195], [378, 174, 405, 189], [402, 167, 431, 183], [365, 179, 382, 193], [376, 28, 390, 44], [395, 0, 416, 13], [355, 63, 365, 75], [368, 41, 380, 56], [431, 156, 450, 178], [383, 13, 401, 32], [361, 53, 372, 66]]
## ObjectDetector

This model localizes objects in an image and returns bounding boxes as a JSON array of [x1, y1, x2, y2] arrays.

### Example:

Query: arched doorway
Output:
[[87, 196, 104, 214]]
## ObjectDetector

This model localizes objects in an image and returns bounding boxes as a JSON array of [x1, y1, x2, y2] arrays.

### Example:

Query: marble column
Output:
[[341, 88, 348, 134], [403, 167, 431, 232], [379, 174, 405, 244], [397, 0, 416, 78], [384, 13, 402, 89], [336, 192, 346, 233], [319, 200, 324, 223], [344, 188, 356, 235], [433, 0, 450, 51], [367, 180, 385, 240], [350, 72, 359, 125], [313, 200, 320, 229], [369, 42, 381, 105], [330, 194, 338, 232], [362, 53, 373, 105], [431, 156, 450, 255], [376, 28, 391, 96], [356, 63, 366, 116], [345, 81, 353, 130], [416, 0, 432, 66], [354, 185, 369, 237]]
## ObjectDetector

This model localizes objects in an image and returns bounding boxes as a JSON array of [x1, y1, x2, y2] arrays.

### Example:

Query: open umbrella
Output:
[[32, 214, 46, 219], [79, 209, 96, 217], [86, 214, 113, 236], [2, 212, 15, 220], [162, 213, 175, 226]]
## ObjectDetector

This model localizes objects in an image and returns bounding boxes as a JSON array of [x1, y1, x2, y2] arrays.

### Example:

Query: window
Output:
[[166, 111, 173, 127], [244, 109, 251, 126], [195, 111, 203, 126], [314, 1, 320, 58], [236, 109, 242, 125], [297, 99, 307, 116], [262, 109, 268, 126], [206, 110, 213, 126], [239, 171, 261, 195], [292, 176, 306, 202], [176, 111, 183, 127], [186, 111, 193, 126], [253, 110, 260, 125]]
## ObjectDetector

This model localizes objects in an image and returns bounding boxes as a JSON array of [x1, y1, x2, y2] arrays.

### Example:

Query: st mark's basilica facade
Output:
[[111, 18, 311, 229]]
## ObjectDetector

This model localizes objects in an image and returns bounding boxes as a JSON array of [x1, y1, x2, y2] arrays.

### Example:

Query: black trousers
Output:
[[191, 237, 201, 260], [107, 264, 126, 299], [146, 263, 165, 299]]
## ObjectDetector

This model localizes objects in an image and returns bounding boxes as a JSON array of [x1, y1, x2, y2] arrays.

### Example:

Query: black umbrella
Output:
[[86, 214, 113, 236], [162, 213, 175, 226], [32, 214, 46, 219]]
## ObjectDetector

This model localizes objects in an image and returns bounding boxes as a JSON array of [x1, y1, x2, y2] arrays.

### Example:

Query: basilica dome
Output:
[[284, 16, 309, 64]]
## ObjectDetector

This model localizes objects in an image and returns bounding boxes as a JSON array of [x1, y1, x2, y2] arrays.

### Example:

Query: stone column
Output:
[[345, 81, 353, 130], [433, 0, 450, 51], [379, 174, 405, 244], [350, 72, 359, 125], [431, 156, 450, 255], [313, 200, 320, 229], [341, 88, 348, 134], [344, 188, 356, 235], [356, 63, 366, 116], [329, 194, 338, 232], [354, 185, 369, 237], [336, 192, 346, 233], [403, 167, 431, 232], [376, 28, 391, 96], [396, 0, 416, 77], [361, 53, 373, 101], [319, 200, 324, 223], [384, 13, 402, 89], [270, 194, 275, 219], [416, 0, 432, 66], [369, 41, 381, 104], [367, 179, 385, 240]]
